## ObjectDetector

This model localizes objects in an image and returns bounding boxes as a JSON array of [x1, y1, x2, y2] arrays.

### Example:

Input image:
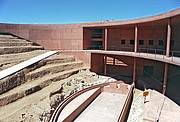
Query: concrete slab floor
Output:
[[74, 92, 127, 122], [144, 90, 180, 122]]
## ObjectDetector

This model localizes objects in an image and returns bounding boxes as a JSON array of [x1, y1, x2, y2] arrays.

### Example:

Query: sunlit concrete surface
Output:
[[144, 90, 180, 122], [0, 51, 58, 80], [57, 88, 99, 122], [74, 92, 126, 122]]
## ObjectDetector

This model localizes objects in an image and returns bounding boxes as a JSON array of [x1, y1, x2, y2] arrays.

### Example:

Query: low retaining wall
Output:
[[50, 81, 132, 122], [63, 88, 101, 121], [118, 84, 134, 122]]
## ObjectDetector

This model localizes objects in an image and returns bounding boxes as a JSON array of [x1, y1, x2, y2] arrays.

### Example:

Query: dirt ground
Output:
[[0, 70, 116, 122]]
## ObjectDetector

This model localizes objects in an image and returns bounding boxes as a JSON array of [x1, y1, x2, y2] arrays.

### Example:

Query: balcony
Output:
[[85, 45, 180, 66]]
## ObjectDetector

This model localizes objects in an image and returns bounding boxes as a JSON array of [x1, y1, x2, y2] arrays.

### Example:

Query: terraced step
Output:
[[45, 55, 76, 64], [25, 61, 84, 81], [0, 42, 34, 47], [0, 46, 44, 55], [0, 35, 18, 39], [0, 66, 88, 106], [0, 55, 75, 71], [0, 38, 27, 42], [0, 50, 48, 71], [0, 52, 74, 72]]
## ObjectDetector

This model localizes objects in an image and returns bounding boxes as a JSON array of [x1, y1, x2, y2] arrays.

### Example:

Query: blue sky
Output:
[[0, 0, 179, 24]]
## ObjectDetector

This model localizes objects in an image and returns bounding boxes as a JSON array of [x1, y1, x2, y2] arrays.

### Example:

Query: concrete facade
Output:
[[0, 9, 179, 53], [0, 24, 84, 50]]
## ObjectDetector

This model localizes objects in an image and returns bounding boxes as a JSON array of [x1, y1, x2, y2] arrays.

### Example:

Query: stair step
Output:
[[0, 42, 33, 46], [0, 66, 88, 106], [0, 50, 48, 71], [0, 39, 27, 42], [0, 35, 18, 39], [25, 61, 84, 81], [0, 50, 47, 64], [0, 46, 44, 55], [45, 55, 76, 64], [0, 69, 90, 121], [0, 53, 74, 71]]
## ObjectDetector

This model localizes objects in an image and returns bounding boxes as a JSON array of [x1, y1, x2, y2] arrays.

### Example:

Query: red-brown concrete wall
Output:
[[83, 14, 180, 52], [91, 53, 104, 74], [108, 28, 134, 48], [100, 26, 169, 51], [83, 28, 91, 49], [91, 54, 165, 82], [58, 50, 91, 67], [106, 55, 134, 77], [0, 24, 83, 50]]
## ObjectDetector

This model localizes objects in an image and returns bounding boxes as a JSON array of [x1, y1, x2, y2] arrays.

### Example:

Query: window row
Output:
[[121, 40, 174, 46]]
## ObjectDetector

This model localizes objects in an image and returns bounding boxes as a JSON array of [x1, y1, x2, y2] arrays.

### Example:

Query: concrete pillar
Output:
[[105, 28, 108, 51], [104, 55, 107, 75], [134, 24, 138, 53], [163, 63, 168, 95], [133, 57, 136, 86], [166, 18, 171, 57]]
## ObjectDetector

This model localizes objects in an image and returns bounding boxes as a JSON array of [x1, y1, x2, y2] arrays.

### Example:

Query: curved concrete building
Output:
[[0, 8, 180, 121]]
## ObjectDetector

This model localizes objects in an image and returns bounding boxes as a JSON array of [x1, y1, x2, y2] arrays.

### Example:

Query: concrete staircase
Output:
[[0, 33, 44, 55], [0, 33, 46, 71], [0, 54, 87, 106], [0, 33, 88, 121]]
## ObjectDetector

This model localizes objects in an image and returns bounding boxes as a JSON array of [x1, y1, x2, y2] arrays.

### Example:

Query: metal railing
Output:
[[85, 45, 180, 62]]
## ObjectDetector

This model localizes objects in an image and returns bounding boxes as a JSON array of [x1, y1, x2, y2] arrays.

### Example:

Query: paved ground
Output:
[[128, 88, 180, 122], [144, 90, 180, 122], [74, 92, 127, 122]]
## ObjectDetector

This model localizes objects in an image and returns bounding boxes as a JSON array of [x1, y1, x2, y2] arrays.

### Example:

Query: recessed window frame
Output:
[[121, 39, 126, 44], [130, 40, 134, 45], [148, 40, 154, 45], [158, 40, 164, 46], [91, 28, 103, 39], [139, 40, 144, 45]]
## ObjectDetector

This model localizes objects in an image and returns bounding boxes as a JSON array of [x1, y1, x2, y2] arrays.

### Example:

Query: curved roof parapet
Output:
[[83, 8, 180, 27], [0, 8, 179, 26]]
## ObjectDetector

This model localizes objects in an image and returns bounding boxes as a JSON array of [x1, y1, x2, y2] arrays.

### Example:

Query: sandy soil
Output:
[[0, 70, 116, 122]]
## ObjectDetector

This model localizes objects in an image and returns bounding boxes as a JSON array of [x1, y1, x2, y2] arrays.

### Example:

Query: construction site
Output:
[[0, 8, 180, 122]]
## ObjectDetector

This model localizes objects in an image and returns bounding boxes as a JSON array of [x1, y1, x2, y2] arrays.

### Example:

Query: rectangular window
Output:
[[158, 40, 164, 46], [139, 40, 144, 45], [121, 39, 125, 44], [149, 40, 153, 45], [130, 40, 134, 45], [91, 29, 103, 39]]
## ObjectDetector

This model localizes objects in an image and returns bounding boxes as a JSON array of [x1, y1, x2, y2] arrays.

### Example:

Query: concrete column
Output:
[[104, 55, 107, 75], [133, 57, 136, 86], [166, 18, 171, 57], [105, 28, 108, 51], [134, 24, 138, 53], [163, 63, 168, 95]]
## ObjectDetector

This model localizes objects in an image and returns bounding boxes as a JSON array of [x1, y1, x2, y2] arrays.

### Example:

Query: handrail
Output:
[[85, 45, 180, 62]]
